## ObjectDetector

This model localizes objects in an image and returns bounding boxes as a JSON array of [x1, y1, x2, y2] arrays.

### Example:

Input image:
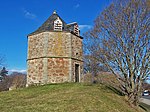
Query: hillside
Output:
[[0, 83, 143, 112]]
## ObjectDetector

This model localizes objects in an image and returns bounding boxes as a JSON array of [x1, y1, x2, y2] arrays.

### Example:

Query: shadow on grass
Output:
[[139, 105, 147, 112], [105, 85, 125, 96], [139, 102, 150, 112]]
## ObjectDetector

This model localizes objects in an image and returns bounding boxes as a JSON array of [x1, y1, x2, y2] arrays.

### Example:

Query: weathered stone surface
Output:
[[71, 59, 84, 82], [27, 31, 83, 86], [47, 58, 69, 83], [71, 34, 83, 61], [27, 58, 44, 84]]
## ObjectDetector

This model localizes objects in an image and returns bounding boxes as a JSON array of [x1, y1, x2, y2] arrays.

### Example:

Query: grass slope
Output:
[[0, 83, 143, 112], [140, 102, 150, 112]]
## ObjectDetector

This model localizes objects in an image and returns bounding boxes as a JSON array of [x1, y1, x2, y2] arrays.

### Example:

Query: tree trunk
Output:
[[128, 92, 139, 106]]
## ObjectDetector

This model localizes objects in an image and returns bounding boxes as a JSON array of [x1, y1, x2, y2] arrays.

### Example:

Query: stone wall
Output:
[[27, 58, 44, 85], [27, 31, 83, 86], [47, 58, 70, 83], [71, 59, 84, 82], [28, 33, 45, 59], [47, 32, 71, 57], [71, 34, 83, 61], [71, 34, 83, 82], [28, 32, 71, 59]]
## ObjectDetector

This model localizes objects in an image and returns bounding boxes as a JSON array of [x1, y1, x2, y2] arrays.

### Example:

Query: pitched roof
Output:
[[28, 11, 69, 36], [28, 11, 83, 39], [66, 22, 77, 32]]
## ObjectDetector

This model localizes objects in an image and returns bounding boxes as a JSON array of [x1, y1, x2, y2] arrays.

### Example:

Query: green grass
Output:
[[0, 83, 144, 112]]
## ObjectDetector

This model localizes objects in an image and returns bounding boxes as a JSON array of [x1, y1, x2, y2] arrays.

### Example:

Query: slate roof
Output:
[[28, 11, 83, 39], [28, 11, 67, 36], [67, 22, 77, 32]]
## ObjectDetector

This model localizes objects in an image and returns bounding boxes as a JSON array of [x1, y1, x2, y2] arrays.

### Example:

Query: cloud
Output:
[[23, 9, 36, 19], [74, 4, 80, 9], [9, 69, 27, 74], [79, 25, 92, 31]]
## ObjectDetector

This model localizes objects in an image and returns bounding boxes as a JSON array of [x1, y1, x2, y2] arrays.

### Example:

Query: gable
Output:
[[54, 17, 63, 31]]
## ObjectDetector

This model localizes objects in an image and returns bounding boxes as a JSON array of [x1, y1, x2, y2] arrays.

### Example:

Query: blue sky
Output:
[[0, 0, 112, 72]]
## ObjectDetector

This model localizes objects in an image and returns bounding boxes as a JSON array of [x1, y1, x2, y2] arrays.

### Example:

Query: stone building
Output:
[[26, 11, 83, 86]]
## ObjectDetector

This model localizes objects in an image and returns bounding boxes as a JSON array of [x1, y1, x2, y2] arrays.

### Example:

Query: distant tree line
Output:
[[0, 67, 26, 92]]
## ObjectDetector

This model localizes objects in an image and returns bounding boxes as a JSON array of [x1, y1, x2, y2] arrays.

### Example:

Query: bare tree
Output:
[[9, 72, 26, 89], [84, 38, 109, 83], [85, 0, 150, 106]]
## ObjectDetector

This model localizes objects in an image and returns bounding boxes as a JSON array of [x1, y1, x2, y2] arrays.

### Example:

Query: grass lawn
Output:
[[0, 83, 144, 112]]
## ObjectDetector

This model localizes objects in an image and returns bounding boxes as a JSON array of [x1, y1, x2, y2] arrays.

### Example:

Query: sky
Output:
[[0, 0, 112, 73]]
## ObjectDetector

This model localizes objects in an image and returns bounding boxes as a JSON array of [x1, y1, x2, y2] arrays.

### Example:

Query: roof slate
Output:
[[28, 13, 68, 36], [28, 11, 83, 39]]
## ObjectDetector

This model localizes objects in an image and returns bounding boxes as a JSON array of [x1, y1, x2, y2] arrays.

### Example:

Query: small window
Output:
[[54, 17, 63, 31], [74, 24, 79, 36]]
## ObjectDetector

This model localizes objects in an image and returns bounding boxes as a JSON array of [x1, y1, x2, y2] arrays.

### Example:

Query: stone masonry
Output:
[[27, 11, 83, 86]]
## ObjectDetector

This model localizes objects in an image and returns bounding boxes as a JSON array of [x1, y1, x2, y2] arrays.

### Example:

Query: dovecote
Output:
[[27, 11, 83, 86]]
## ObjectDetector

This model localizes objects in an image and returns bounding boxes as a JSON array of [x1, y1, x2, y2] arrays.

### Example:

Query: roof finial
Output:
[[53, 10, 57, 14]]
